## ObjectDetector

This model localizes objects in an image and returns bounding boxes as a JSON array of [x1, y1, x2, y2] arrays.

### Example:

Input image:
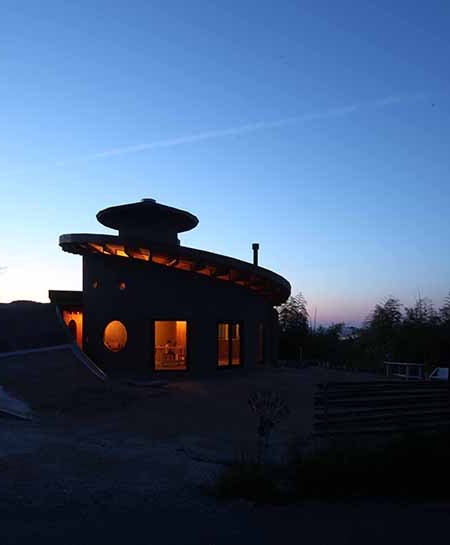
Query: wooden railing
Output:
[[384, 361, 425, 380], [277, 359, 385, 374], [314, 380, 450, 438]]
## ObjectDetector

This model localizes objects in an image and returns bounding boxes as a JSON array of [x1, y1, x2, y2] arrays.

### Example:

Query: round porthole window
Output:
[[103, 320, 128, 352], [92, 280, 99, 289]]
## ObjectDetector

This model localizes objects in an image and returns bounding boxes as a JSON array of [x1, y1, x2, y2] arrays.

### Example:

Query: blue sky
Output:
[[1, 1, 449, 324]]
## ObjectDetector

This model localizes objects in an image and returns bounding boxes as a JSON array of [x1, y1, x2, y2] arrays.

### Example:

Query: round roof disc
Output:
[[96, 199, 199, 233]]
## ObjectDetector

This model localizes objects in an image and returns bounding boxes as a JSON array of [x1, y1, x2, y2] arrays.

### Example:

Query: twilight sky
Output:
[[1, 1, 449, 325]]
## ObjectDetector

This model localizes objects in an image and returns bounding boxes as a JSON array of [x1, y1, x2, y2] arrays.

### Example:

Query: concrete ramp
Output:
[[0, 386, 31, 420], [0, 345, 108, 413]]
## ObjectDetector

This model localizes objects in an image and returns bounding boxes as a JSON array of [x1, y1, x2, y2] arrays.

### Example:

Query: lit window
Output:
[[154, 321, 187, 370], [218, 323, 229, 366], [218, 322, 242, 367], [92, 280, 99, 289], [103, 320, 127, 352], [119, 282, 126, 290]]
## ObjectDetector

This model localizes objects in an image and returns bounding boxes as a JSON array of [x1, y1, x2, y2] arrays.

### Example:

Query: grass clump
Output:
[[293, 432, 450, 501], [215, 431, 450, 504]]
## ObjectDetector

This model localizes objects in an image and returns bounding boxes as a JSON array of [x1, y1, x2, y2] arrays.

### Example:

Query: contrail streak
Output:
[[2, 92, 427, 175], [84, 105, 358, 160], [78, 93, 425, 161]]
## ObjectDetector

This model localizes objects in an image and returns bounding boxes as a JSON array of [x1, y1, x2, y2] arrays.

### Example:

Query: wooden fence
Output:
[[314, 380, 450, 440], [384, 361, 425, 380], [278, 359, 382, 372]]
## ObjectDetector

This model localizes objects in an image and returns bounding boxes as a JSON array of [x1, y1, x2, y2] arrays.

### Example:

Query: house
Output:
[[49, 198, 290, 376]]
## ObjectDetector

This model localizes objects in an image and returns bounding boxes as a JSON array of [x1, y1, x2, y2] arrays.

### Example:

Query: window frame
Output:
[[216, 320, 244, 368], [151, 319, 190, 372]]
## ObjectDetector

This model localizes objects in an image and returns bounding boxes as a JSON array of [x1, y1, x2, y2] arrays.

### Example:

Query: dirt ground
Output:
[[1, 364, 382, 456], [1, 366, 448, 544]]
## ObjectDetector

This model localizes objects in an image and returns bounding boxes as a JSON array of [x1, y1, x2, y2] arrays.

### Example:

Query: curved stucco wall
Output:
[[82, 254, 278, 375]]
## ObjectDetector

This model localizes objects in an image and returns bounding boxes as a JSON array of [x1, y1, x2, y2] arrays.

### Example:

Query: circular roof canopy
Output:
[[59, 233, 291, 305], [96, 199, 199, 234]]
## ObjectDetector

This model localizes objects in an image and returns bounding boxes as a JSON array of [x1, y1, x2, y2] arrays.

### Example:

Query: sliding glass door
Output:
[[217, 322, 242, 367]]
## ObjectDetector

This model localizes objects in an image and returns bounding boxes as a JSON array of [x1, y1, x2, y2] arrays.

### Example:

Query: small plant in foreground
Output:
[[248, 390, 290, 465]]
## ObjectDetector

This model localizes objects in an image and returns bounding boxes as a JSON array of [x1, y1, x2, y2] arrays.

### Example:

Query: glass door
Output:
[[217, 322, 242, 367]]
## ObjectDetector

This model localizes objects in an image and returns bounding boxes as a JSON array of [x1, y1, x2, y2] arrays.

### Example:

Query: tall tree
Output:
[[277, 292, 309, 333], [277, 293, 309, 359], [439, 293, 450, 326], [402, 296, 440, 364], [404, 296, 438, 326], [366, 297, 403, 361], [367, 297, 403, 331], [438, 293, 450, 368]]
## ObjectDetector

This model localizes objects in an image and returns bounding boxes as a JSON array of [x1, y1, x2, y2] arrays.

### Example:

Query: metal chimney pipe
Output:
[[252, 243, 260, 266]]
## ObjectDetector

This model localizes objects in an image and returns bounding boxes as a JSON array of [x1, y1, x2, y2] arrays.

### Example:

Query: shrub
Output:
[[214, 432, 450, 504], [292, 432, 450, 500]]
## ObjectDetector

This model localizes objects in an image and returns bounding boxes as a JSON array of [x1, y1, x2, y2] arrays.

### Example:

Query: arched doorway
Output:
[[68, 319, 77, 341]]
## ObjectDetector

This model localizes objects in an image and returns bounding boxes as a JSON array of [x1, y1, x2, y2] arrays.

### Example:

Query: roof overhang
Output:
[[59, 233, 291, 305]]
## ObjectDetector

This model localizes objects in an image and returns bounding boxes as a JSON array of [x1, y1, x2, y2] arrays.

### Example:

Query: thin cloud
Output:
[[2, 92, 427, 175], [80, 94, 423, 161], [84, 103, 360, 161], [373, 92, 427, 107]]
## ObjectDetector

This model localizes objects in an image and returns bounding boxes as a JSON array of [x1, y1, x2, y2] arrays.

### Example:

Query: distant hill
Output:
[[0, 301, 70, 352]]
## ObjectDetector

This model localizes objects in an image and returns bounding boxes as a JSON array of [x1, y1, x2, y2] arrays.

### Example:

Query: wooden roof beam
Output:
[[104, 244, 128, 257], [190, 262, 207, 272], [211, 266, 230, 278], [124, 247, 151, 261], [88, 242, 104, 254], [166, 257, 180, 267], [229, 269, 247, 282], [102, 244, 114, 255]]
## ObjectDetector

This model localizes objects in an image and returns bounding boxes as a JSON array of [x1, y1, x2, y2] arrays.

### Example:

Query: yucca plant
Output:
[[248, 390, 290, 465]]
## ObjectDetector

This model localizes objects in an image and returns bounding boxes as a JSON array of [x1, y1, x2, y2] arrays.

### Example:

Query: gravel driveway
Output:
[[1, 367, 447, 544]]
